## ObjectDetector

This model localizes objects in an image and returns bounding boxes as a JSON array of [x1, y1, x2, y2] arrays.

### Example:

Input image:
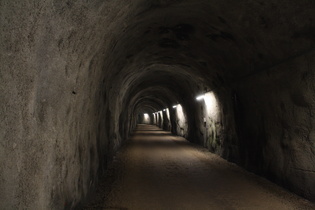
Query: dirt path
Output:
[[84, 124, 315, 210]]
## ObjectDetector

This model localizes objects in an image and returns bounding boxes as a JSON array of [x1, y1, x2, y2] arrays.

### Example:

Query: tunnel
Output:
[[1, 0, 315, 209]]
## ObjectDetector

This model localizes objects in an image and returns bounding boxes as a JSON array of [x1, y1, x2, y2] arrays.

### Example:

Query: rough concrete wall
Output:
[[153, 113, 157, 125], [196, 92, 224, 155], [217, 89, 241, 163], [231, 50, 315, 201], [174, 104, 189, 138], [1, 0, 315, 208], [158, 111, 164, 129], [0, 0, 133, 208], [162, 109, 171, 131]]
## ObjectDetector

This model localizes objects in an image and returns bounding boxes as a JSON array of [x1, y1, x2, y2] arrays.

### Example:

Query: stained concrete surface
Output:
[[84, 124, 315, 210]]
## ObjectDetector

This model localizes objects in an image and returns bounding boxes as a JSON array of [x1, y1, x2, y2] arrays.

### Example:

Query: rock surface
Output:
[[1, 0, 315, 208]]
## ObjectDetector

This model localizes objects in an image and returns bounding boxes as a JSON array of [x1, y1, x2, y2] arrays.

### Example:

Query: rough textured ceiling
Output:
[[2, 1, 315, 208], [105, 0, 315, 114]]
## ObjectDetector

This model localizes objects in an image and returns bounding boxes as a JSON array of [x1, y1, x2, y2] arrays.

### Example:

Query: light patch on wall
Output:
[[196, 91, 221, 152], [175, 104, 188, 136], [166, 108, 170, 121], [158, 110, 164, 127], [204, 92, 219, 119], [143, 113, 150, 124]]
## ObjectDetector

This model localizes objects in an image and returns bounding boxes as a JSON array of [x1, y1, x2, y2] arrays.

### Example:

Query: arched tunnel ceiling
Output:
[[106, 0, 315, 94], [101, 0, 315, 114], [120, 68, 205, 119], [123, 69, 202, 104], [2, 0, 315, 208], [134, 95, 170, 112], [130, 88, 181, 114]]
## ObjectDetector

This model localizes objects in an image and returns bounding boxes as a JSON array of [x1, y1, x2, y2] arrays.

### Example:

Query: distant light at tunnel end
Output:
[[196, 95, 205, 101]]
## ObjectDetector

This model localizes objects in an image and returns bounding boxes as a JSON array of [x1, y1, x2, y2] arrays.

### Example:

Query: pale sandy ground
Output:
[[84, 124, 315, 210]]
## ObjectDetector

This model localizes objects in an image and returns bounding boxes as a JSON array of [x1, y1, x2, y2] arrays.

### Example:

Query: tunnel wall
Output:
[[195, 92, 224, 155], [2, 1, 315, 208], [230, 50, 315, 201], [173, 104, 189, 138], [0, 1, 132, 209], [151, 105, 189, 138], [138, 113, 151, 124], [153, 112, 163, 128], [157, 111, 164, 128], [162, 108, 171, 131]]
